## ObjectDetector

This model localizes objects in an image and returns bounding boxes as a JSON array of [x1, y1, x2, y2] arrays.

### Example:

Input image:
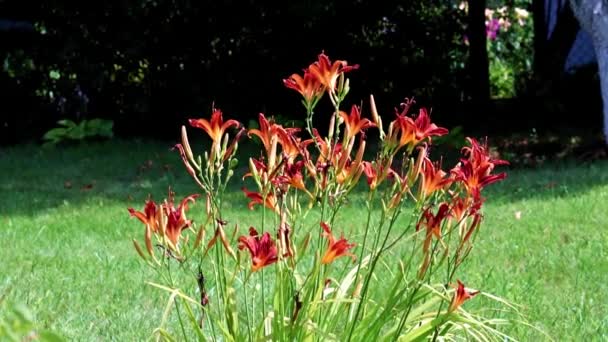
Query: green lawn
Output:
[[1, 140, 607, 340]]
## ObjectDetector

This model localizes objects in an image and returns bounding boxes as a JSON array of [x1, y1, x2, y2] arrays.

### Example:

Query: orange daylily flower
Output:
[[320, 222, 356, 265], [128, 191, 199, 252], [248, 114, 289, 166], [308, 52, 359, 93], [339, 105, 376, 140], [448, 280, 480, 312], [161, 193, 199, 249], [238, 227, 279, 272], [419, 157, 452, 199], [128, 199, 160, 233], [394, 106, 448, 148], [273, 160, 308, 192], [242, 187, 279, 213], [189, 107, 240, 152], [283, 70, 325, 107]]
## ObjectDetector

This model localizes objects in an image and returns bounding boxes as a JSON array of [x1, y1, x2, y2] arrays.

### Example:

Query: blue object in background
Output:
[[544, 0, 597, 71]]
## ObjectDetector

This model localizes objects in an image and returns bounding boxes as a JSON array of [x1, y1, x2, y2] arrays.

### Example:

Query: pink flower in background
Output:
[[486, 18, 501, 40]]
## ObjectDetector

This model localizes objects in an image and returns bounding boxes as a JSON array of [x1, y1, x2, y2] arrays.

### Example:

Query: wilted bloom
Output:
[[416, 203, 450, 253], [320, 222, 356, 264], [242, 187, 279, 213], [238, 227, 278, 272], [362, 161, 379, 190], [283, 69, 325, 109], [189, 108, 241, 159], [205, 220, 237, 259], [448, 280, 480, 312], [339, 104, 375, 140], [308, 52, 359, 94]]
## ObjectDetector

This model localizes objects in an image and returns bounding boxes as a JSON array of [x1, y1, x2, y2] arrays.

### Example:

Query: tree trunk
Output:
[[532, 0, 546, 80], [468, 0, 490, 107], [570, 0, 608, 144]]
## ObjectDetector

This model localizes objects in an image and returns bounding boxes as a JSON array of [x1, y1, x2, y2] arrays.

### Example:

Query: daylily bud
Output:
[[194, 224, 206, 249], [229, 158, 239, 170], [222, 133, 230, 154], [181, 125, 195, 164], [328, 114, 336, 141], [337, 72, 346, 95], [219, 225, 237, 260], [133, 239, 147, 260], [298, 233, 311, 260], [248, 158, 260, 181], [407, 145, 427, 187], [206, 194, 212, 218], [370, 95, 384, 139], [144, 225, 155, 257], [341, 78, 350, 99]]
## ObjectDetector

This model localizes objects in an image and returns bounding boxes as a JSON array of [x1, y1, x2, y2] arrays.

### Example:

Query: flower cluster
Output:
[[126, 52, 515, 340]]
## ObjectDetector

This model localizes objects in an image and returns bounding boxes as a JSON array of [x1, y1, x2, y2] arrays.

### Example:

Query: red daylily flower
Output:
[[416, 203, 451, 253], [448, 280, 480, 312], [451, 138, 508, 199], [308, 52, 359, 93], [283, 70, 325, 106], [362, 161, 378, 190], [189, 107, 240, 150], [238, 227, 278, 272], [320, 222, 356, 264], [339, 105, 375, 140], [242, 187, 279, 213], [273, 160, 307, 192]]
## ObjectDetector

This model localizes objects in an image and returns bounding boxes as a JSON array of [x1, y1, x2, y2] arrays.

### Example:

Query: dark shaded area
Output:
[[0, 0, 604, 147]]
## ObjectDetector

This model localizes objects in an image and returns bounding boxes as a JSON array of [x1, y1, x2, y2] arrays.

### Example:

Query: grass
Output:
[[1, 139, 608, 340]]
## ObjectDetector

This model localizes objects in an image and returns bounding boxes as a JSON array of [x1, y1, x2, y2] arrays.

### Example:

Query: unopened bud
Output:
[[194, 224, 206, 249], [181, 126, 195, 163], [133, 239, 147, 260], [229, 158, 239, 169], [370, 95, 384, 139]]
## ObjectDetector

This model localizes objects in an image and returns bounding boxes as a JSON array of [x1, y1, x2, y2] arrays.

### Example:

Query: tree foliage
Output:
[[2, 1, 467, 142]]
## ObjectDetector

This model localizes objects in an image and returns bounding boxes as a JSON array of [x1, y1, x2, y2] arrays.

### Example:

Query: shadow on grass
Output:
[[2, 139, 608, 216]]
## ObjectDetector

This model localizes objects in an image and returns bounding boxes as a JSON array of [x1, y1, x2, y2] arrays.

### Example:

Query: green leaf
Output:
[[56, 119, 77, 129], [42, 128, 68, 141]]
